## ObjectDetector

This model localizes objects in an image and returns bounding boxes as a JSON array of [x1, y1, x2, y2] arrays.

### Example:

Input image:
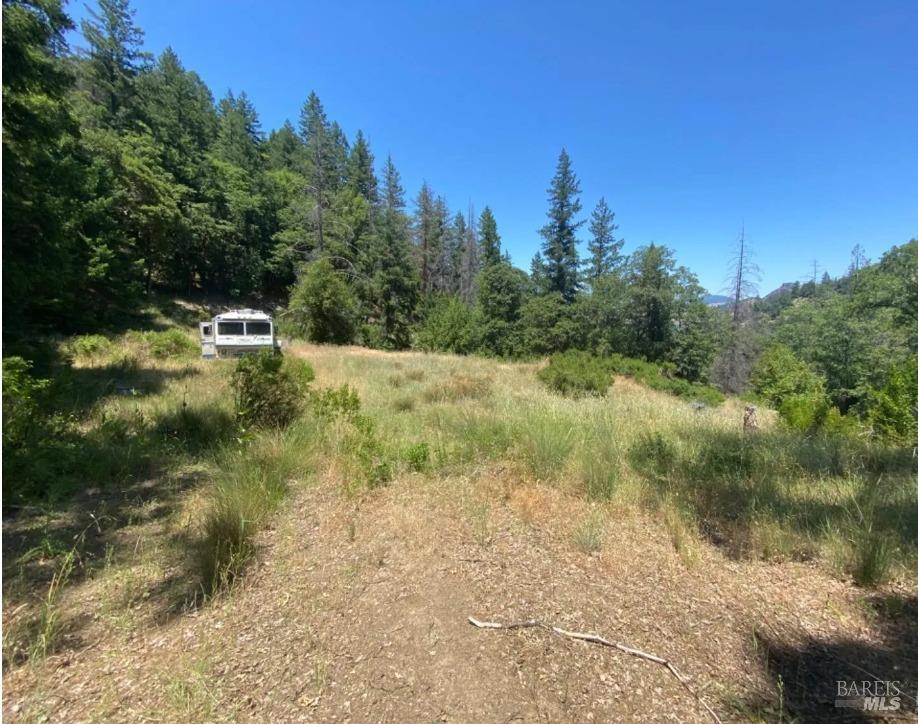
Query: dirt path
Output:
[[5, 467, 916, 722]]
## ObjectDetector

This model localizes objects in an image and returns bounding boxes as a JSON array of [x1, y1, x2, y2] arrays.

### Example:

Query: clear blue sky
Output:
[[67, 0, 918, 294]]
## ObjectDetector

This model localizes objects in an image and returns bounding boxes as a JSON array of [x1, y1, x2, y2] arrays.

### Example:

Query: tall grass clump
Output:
[[197, 424, 316, 593], [538, 350, 614, 397], [580, 442, 622, 500], [125, 329, 198, 359], [516, 410, 576, 481]]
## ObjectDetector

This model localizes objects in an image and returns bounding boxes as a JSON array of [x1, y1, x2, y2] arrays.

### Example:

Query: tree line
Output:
[[4, 0, 915, 438]]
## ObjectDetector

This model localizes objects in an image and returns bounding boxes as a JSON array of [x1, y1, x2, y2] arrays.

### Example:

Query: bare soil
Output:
[[4, 467, 917, 722]]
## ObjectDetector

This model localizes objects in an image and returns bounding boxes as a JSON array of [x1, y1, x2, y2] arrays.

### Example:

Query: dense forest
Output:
[[4, 0, 916, 443]]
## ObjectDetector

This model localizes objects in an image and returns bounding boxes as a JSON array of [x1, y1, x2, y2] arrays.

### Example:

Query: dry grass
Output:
[[4, 337, 916, 722]]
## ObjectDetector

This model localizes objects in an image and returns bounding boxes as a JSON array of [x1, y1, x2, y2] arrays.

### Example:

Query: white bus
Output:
[[199, 309, 282, 359]]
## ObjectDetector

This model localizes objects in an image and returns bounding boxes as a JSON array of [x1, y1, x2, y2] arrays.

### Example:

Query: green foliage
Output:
[[130, 329, 197, 358], [2, 357, 52, 459], [519, 293, 582, 356], [66, 334, 113, 362], [867, 359, 918, 445], [231, 351, 304, 429], [750, 345, 826, 409], [539, 149, 583, 302], [341, 415, 393, 491], [415, 296, 481, 354], [606, 355, 725, 405], [310, 383, 361, 419], [476, 261, 526, 356], [401, 441, 431, 472], [537, 350, 613, 397], [285, 257, 358, 344]]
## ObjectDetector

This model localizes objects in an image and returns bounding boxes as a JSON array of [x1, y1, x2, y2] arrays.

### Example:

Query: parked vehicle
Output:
[[199, 309, 282, 359]]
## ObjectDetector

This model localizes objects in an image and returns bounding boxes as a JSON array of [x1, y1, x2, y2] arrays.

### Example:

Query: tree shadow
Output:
[[743, 596, 918, 721], [628, 428, 918, 566]]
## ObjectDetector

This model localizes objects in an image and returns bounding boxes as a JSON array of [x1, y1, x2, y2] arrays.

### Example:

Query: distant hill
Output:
[[703, 294, 731, 307]]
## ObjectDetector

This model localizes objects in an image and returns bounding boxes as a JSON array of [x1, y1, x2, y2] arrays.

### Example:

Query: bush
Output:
[[537, 350, 613, 397], [65, 334, 112, 363], [605, 355, 724, 404], [750, 345, 825, 409], [340, 415, 393, 491], [402, 441, 430, 472], [867, 359, 918, 445], [415, 296, 481, 354], [231, 351, 305, 429], [284, 257, 357, 344], [142, 329, 197, 358], [310, 383, 360, 419]]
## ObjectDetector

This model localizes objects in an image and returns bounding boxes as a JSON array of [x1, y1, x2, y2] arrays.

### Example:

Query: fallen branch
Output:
[[468, 616, 722, 724]]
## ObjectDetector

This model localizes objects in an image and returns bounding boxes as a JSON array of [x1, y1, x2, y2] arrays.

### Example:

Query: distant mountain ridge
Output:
[[703, 294, 731, 306]]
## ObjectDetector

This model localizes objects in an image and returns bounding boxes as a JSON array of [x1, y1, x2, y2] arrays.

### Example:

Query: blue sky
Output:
[[67, 0, 918, 293]]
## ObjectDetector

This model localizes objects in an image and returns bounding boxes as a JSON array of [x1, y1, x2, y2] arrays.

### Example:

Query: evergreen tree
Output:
[[430, 196, 453, 293], [3, 0, 86, 334], [530, 251, 548, 295], [412, 181, 442, 296], [459, 205, 479, 304], [347, 130, 378, 204], [77, 0, 150, 128], [585, 197, 622, 281], [215, 91, 263, 175], [369, 156, 419, 348], [299, 91, 337, 252], [264, 120, 304, 172], [539, 149, 583, 302], [479, 206, 501, 267]]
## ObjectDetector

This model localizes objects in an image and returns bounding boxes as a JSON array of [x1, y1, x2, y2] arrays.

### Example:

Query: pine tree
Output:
[[347, 130, 378, 204], [265, 120, 304, 172], [215, 91, 263, 174], [299, 91, 336, 251], [78, 0, 150, 127], [585, 197, 622, 281], [447, 211, 467, 295], [370, 156, 419, 348], [459, 205, 479, 304], [412, 181, 442, 296], [540, 149, 583, 302], [479, 206, 501, 267], [530, 252, 548, 295], [430, 196, 453, 293]]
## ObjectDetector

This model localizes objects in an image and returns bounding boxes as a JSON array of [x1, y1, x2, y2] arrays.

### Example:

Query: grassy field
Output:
[[3, 307, 917, 721]]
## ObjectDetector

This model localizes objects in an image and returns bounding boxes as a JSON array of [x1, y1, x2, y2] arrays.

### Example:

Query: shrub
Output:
[[750, 345, 825, 409], [340, 415, 393, 491], [415, 296, 481, 354], [311, 383, 360, 419], [605, 354, 724, 404], [143, 329, 197, 359], [65, 334, 112, 363], [402, 441, 430, 472], [867, 359, 918, 445], [285, 257, 358, 344], [231, 352, 305, 429], [537, 350, 613, 397]]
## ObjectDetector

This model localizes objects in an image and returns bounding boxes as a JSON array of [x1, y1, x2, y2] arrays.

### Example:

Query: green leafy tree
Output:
[[750, 345, 826, 410], [539, 149, 583, 302]]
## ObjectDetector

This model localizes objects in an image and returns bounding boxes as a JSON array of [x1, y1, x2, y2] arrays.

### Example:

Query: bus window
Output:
[[201, 324, 212, 336], [217, 321, 244, 335], [245, 321, 271, 336]]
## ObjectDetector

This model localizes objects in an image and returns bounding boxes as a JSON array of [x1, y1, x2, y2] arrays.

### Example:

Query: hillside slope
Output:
[[3, 342, 916, 721]]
